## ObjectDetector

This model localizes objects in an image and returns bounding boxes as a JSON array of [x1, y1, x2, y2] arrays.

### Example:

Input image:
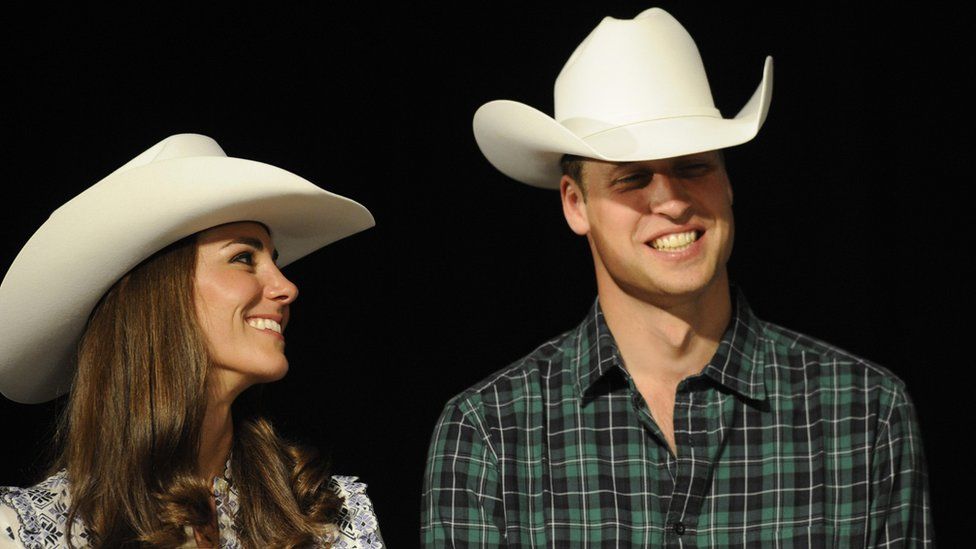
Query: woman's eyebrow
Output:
[[221, 237, 265, 250]]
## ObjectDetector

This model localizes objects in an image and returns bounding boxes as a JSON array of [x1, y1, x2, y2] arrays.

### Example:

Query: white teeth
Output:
[[247, 318, 282, 334], [650, 230, 698, 251]]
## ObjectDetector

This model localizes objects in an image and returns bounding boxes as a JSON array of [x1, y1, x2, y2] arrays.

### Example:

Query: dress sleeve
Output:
[[328, 476, 384, 548], [0, 502, 22, 548], [867, 385, 934, 546], [421, 398, 505, 547]]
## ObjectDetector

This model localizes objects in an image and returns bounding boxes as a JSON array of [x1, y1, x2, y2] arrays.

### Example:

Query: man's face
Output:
[[560, 150, 734, 305]]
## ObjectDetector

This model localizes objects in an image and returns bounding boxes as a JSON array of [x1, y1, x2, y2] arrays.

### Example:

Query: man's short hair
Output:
[[560, 154, 586, 194]]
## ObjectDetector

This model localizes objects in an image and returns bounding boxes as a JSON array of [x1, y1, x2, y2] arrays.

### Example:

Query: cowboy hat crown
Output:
[[473, 7, 773, 188]]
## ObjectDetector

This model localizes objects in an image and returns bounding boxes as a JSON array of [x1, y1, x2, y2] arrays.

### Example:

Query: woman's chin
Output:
[[248, 362, 290, 385], [211, 361, 290, 397]]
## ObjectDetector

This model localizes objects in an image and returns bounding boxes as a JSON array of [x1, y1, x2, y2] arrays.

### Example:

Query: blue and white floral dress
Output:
[[0, 466, 383, 548]]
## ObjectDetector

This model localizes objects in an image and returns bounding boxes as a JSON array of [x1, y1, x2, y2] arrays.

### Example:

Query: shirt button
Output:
[[672, 522, 686, 535]]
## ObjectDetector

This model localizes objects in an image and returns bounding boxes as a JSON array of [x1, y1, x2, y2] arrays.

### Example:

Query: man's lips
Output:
[[646, 229, 703, 251]]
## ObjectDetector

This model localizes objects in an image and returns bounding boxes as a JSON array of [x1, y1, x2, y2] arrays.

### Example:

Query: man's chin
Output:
[[618, 268, 728, 305]]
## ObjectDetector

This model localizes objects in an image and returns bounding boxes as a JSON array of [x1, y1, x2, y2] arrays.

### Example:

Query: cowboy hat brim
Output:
[[473, 57, 773, 189], [0, 152, 374, 403]]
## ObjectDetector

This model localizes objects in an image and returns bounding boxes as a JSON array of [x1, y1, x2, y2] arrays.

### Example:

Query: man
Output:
[[422, 8, 931, 547]]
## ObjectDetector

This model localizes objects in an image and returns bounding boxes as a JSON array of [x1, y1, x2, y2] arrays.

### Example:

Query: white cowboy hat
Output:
[[0, 134, 375, 403], [473, 7, 773, 188]]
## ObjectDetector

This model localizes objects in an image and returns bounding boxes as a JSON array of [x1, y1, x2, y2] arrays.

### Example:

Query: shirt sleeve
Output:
[[867, 385, 933, 547], [422, 397, 505, 547]]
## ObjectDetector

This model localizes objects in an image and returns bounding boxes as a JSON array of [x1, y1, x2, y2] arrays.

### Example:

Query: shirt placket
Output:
[[628, 384, 674, 545], [661, 380, 734, 548]]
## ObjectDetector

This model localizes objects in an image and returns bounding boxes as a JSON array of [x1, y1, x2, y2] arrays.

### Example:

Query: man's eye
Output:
[[678, 163, 711, 177], [232, 252, 254, 266], [615, 173, 650, 187]]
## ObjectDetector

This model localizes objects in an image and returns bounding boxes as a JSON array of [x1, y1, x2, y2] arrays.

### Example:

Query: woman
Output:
[[0, 134, 382, 548]]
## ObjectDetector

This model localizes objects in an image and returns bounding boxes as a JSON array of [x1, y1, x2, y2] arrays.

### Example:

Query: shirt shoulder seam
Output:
[[759, 319, 907, 388]]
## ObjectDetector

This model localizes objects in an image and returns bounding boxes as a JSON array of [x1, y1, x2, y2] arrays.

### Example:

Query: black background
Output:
[[1, 2, 969, 546]]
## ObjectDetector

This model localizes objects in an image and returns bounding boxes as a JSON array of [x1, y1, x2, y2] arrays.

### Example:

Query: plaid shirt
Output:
[[422, 290, 932, 547]]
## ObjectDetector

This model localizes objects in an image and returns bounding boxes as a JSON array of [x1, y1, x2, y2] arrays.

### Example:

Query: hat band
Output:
[[560, 106, 722, 138]]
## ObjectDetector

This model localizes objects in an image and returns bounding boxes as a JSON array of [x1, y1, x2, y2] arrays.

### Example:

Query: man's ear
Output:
[[561, 175, 589, 236]]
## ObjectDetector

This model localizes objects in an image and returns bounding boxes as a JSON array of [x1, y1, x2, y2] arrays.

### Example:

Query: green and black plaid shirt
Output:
[[422, 290, 932, 547]]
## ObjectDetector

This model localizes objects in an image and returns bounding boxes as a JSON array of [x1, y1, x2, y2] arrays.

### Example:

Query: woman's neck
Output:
[[199, 399, 233, 481]]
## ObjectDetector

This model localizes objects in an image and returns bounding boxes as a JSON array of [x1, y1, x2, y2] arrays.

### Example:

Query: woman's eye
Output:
[[231, 252, 254, 266]]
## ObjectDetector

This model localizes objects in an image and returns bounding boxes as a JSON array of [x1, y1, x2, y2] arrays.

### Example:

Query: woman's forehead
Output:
[[197, 221, 273, 247]]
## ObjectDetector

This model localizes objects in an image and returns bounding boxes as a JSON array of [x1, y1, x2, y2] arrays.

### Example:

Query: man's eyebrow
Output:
[[607, 163, 649, 182], [221, 237, 279, 260]]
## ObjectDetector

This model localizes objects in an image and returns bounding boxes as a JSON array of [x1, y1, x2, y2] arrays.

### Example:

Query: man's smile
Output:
[[648, 230, 702, 252]]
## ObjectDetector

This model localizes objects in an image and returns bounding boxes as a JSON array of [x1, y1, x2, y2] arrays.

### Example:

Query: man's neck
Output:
[[598, 276, 732, 386]]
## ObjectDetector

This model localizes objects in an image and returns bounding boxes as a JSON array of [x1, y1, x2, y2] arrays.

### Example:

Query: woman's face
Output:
[[193, 222, 298, 394]]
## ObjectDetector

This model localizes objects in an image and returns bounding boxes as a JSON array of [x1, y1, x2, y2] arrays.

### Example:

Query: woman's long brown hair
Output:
[[52, 234, 340, 548]]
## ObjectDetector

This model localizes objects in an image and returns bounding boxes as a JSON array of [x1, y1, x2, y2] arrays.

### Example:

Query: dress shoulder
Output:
[[328, 476, 384, 548], [0, 472, 90, 548], [1, 472, 383, 548]]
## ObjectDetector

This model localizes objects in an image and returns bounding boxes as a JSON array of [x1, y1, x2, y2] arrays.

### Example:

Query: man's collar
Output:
[[573, 287, 767, 402], [698, 288, 767, 401], [572, 302, 623, 397]]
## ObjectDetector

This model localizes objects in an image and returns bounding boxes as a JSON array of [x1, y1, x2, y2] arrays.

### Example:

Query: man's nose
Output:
[[647, 174, 691, 220]]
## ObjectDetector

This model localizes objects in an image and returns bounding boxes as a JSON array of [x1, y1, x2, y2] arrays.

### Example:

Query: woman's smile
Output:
[[245, 316, 284, 337]]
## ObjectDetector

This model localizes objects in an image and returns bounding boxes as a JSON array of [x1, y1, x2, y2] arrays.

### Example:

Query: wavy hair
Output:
[[52, 233, 340, 548]]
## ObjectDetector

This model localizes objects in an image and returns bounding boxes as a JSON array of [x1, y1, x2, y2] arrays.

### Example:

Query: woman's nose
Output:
[[265, 267, 299, 304]]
